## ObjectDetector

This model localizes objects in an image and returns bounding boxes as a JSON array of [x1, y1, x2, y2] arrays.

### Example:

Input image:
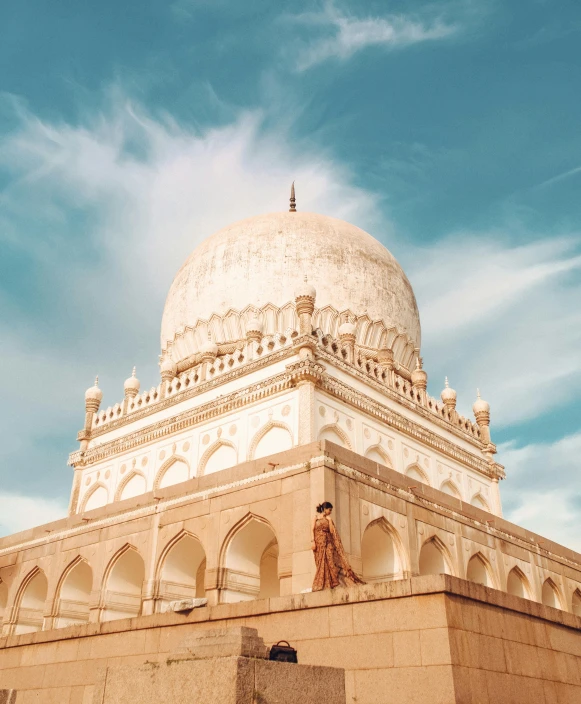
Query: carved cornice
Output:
[[319, 375, 496, 478], [287, 357, 326, 385]]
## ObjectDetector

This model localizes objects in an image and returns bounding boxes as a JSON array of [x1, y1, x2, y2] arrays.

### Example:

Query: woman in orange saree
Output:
[[311, 502, 365, 591]]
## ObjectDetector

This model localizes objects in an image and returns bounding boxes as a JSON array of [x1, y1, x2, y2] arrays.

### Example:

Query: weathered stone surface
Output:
[[0, 691, 17, 704], [176, 626, 269, 660], [162, 598, 207, 613]]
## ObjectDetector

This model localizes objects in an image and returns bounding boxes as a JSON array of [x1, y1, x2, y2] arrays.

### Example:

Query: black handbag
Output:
[[269, 640, 298, 663]]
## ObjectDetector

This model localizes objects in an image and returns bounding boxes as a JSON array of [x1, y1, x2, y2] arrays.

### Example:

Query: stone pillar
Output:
[[491, 476, 503, 517], [141, 512, 161, 616]]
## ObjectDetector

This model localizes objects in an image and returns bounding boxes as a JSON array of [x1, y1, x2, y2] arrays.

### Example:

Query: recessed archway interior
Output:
[[84, 485, 108, 512], [364, 446, 392, 468], [318, 426, 347, 448], [158, 534, 206, 610], [419, 539, 451, 576], [572, 589, 581, 617], [466, 554, 493, 587], [101, 548, 145, 622], [203, 444, 237, 476], [506, 567, 529, 599], [14, 570, 48, 635], [406, 465, 429, 486], [542, 579, 561, 609], [0, 580, 8, 620], [222, 518, 279, 603], [440, 481, 461, 500], [361, 519, 402, 583], [158, 459, 189, 489], [470, 494, 490, 512], [120, 473, 147, 501], [55, 560, 93, 628], [253, 425, 292, 461]]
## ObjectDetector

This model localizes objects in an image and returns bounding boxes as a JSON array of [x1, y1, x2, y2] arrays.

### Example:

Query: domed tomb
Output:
[[161, 211, 421, 368]]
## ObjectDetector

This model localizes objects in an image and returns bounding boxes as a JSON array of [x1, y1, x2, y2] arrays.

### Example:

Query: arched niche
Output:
[[440, 480, 461, 500], [13, 569, 48, 635], [155, 457, 189, 490], [542, 579, 562, 609], [157, 533, 206, 610], [82, 484, 108, 512], [221, 516, 279, 603], [101, 547, 145, 622], [117, 472, 147, 502], [364, 445, 392, 468], [572, 589, 581, 617], [466, 553, 494, 588], [318, 424, 351, 449], [200, 441, 237, 476], [361, 518, 404, 583], [406, 464, 430, 486], [470, 493, 490, 512], [506, 567, 530, 599], [0, 579, 8, 621], [55, 559, 93, 628], [419, 537, 452, 576], [250, 422, 293, 461]]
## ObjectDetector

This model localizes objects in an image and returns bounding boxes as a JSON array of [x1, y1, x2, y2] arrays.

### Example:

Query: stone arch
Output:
[[0, 579, 7, 622], [542, 578, 562, 609], [54, 557, 93, 628], [154, 455, 190, 490], [470, 492, 491, 512], [219, 513, 279, 603], [506, 566, 531, 599], [156, 531, 206, 610], [198, 440, 237, 476], [440, 480, 461, 500], [318, 423, 351, 449], [364, 444, 392, 468], [115, 471, 147, 502], [466, 552, 495, 588], [80, 482, 109, 513], [419, 536, 454, 576], [12, 567, 48, 635], [101, 545, 145, 622], [361, 517, 406, 582], [572, 588, 581, 616], [249, 421, 293, 461], [406, 463, 430, 486]]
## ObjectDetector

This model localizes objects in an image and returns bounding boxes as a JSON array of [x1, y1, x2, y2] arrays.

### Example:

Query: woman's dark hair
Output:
[[316, 501, 333, 513]]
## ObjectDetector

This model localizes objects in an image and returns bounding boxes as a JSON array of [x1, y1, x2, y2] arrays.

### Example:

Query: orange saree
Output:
[[312, 516, 365, 591]]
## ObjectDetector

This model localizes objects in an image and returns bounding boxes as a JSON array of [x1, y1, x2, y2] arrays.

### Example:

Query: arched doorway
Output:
[[361, 518, 403, 582], [466, 553, 494, 587], [506, 567, 529, 599], [55, 559, 93, 628], [542, 579, 562, 609], [419, 538, 452, 576], [13, 569, 48, 634], [221, 517, 279, 603], [157, 533, 206, 611], [101, 547, 145, 622]]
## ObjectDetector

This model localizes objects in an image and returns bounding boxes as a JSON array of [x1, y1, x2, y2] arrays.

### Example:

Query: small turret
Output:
[[85, 376, 103, 413], [124, 367, 140, 399], [411, 358, 428, 392], [440, 377, 457, 411]]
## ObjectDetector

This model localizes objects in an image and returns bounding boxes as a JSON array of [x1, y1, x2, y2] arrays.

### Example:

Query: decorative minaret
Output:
[[245, 314, 264, 345], [123, 367, 140, 413], [338, 319, 357, 364], [473, 389, 491, 444], [199, 330, 218, 381], [411, 357, 428, 398], [69, 377, 103, 515], [294, 275, 316, 336], [289, 181, 296, 212], [440, 377, 457, 413]]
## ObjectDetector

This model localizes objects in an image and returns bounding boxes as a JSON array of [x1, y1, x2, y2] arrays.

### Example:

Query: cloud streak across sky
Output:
[[292, 3, 457, 70]]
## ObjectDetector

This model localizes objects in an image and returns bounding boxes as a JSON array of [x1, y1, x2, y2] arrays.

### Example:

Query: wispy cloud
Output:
[[535, 164, 581, 190], [0, 493, 68, 537], [292, 3, 457, 71], [408, 234, 581, 427], [500, 432, 581, 552]]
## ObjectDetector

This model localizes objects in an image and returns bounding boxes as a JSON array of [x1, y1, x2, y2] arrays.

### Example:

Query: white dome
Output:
[[161, 211, 421, 366]]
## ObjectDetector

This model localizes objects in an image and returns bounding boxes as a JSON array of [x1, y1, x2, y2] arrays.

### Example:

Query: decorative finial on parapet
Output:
[[411, 355, 427, 392], [289, 182, 296, 212], [200, 328, 219, 361], [294, 273, 316, 335], [245, 314, 264, 344], [160, 357, 177, 382], [473, 389, 490, 424], [85, 375, 103, 410], [124, 366, 140, 398], [441, 376, 457, 411]]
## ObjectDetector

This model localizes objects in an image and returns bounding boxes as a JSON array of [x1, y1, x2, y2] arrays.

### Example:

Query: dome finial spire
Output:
[[289, 181, 296, 212]]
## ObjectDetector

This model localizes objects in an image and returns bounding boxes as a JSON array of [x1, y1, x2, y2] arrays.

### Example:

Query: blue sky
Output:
[[0, 0, 580, 547]]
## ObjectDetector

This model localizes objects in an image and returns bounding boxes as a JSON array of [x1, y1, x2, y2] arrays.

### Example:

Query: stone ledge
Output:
[[1, 574, 579, 651]]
